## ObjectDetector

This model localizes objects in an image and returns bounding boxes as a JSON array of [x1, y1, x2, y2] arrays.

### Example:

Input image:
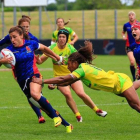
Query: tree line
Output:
[[2, 0, 140, 11]]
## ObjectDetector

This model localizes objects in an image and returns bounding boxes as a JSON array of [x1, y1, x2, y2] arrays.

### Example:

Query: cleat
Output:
[[76, 116, 82, 122], [38, 116, 46, 123], [96, 109, 107, 117], [53, 117, 62, 127], [66, 124, 73, 133]]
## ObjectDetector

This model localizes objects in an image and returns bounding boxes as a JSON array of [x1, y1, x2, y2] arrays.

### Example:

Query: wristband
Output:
[[42, 79, 44, 87], [57, 56, 63, 63]]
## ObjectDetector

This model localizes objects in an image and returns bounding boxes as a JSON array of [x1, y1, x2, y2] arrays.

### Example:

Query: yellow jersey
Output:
[[72, 63, 133, 94], [44, 43, 77, 77]]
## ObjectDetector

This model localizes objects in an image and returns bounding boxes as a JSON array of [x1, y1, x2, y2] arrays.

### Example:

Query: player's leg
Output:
[[121, 86, 140, 113], [27, 99, 45, 123], [127, 50, 136, 81], [71, 80, 107, 117], [58, 86, 82, 122], [29, 82, 62, 127]]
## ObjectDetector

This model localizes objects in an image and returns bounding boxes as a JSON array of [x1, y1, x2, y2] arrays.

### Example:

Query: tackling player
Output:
[[33, 40, 140, 115], [35, 29, 107, 122]]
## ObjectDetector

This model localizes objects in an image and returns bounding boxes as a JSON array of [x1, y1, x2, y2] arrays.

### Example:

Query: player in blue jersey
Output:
[[0, 15, 45, 123], [122, 11, 138, 81], [130, 22, 140, 80], [2, 25, 73, 133]]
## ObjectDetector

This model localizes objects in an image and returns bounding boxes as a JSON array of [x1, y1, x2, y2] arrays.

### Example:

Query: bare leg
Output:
[[58, 86, 79, 114], [71, 80, 96, 109], [133, 80, 140, 90], [121, 86, 140, 113]]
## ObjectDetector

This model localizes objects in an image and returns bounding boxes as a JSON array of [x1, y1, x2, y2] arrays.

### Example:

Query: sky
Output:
[[47, 0, 133, 5]]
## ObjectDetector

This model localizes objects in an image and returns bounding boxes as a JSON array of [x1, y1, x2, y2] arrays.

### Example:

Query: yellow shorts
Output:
[[113, 73, 133, 95]]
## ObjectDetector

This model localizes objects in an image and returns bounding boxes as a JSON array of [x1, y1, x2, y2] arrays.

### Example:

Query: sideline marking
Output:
[[0, 103, 128, 109]]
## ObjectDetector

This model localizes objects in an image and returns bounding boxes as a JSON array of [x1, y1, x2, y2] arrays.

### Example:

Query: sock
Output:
[[130, 65, 136, 81], [75, 112, 81, 117], [28, 99, 42, 118], [37, 96, 57, 118], [93, 106, 99, 112], [58, 113, 70, 126]]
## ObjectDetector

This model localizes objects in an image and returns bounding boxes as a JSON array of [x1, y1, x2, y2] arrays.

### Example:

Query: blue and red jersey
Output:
[[129, 41, 140, 74], [0, 32, 39, 46], [6, 40, 40, 83], [123, 20, 138, 47]]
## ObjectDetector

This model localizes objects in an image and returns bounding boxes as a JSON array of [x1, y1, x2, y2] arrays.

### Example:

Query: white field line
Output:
[[0, 103, 128, 109], [0, 68, 53, 71]]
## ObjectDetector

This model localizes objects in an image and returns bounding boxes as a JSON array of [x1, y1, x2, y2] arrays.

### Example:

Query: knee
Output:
[[130, 60, 135, 66], [30, 90, 41, 101], [63, 92, 73, 99], [76, 92, 86, 99]]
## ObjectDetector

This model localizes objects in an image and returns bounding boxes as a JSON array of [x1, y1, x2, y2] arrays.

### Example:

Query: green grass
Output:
[[0, 55, 140, 140], [1, 9, 140, 39]]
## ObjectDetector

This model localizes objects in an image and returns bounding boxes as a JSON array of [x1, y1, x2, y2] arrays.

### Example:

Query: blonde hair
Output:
[[128, 11, 136, 17], [56, 18, 71, 25]]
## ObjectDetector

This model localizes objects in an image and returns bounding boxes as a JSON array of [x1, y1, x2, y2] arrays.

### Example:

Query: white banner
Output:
[[4, 0, 47, 7]]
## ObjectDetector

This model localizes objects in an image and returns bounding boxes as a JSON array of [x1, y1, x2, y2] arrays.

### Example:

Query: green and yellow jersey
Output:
[[52, 27, 75, 43], [44, 43, 77, 77], [72, 63, 133, 94]]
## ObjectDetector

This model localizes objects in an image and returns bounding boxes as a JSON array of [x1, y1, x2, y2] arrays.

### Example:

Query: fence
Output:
[[0, 8, 140, 40]]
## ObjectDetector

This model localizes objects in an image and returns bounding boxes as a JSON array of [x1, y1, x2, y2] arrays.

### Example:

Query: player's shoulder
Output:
[[49, 43, 57, 49], [65, 27, 72, 31]]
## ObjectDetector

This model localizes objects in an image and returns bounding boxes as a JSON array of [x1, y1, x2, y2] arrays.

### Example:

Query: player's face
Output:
[[10, 31, 23, 47], [129, 13, 135, 22], [58, 34, 67, 46], [20, 21, 30, 33], [132, 28, 140, 41], [57, 19, 64, 29], [68, 60, 79, 72]]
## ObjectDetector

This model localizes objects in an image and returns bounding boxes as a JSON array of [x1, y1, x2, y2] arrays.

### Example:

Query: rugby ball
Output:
[[0, 49, 16, 68]]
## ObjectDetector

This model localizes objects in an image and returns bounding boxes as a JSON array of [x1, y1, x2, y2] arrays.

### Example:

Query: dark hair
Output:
[[9, 26, 29, 40], [56, 18, 71, 25], [68, 41, 95, 64], [18, 18, 30, 26], [22, 15, 31, 21], [58, 28, 69, 43]]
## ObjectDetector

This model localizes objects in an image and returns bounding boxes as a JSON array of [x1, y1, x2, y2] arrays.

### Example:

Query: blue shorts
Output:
[[18, 74, 41, 98]]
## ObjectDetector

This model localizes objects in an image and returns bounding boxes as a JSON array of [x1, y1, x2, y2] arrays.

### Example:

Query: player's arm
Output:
[[51, 39, 56, 45], [70, 33, 78, 45], [32, 74, 78, 86], [122, 31, 127, 40], [35, 54, 48, 65], [38, 43, 62, 63]]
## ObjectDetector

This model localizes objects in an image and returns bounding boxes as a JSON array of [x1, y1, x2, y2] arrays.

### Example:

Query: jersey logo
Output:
[[59, 53, 63, 56], [26, 46, 31, 53]]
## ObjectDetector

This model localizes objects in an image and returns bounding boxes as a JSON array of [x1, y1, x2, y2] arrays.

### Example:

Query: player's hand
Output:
[[32, 77, 42, 85], [122, 35, 127, 40], [35, 54, 42, 64], [1, 56, 13, 64], [69, 41, 75, 45], [48, 84, 56, 90]]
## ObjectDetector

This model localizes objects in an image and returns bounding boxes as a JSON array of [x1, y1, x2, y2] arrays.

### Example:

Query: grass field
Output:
[[1, 9, 140, 39], [0, 55, 140, 140]]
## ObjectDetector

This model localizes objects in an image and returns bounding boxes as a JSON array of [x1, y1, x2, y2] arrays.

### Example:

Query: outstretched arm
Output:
[[32, 74, 78, 86], [39, 43, 62, 62]]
